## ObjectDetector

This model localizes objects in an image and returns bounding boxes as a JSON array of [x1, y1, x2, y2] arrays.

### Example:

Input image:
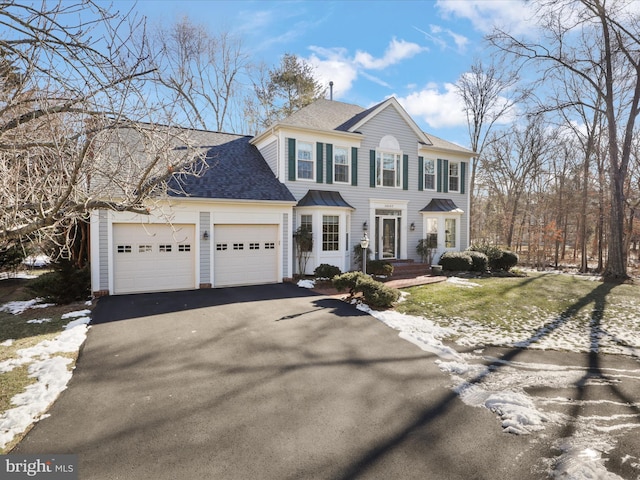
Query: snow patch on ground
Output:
[[446, 276, 482, 288], [297, 279, 315, 289], [0, 309, 91, 449], [0, 299, 56, 315]]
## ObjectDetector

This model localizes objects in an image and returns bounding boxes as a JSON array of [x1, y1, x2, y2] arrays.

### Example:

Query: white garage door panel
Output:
[[214, 225, 278, 287], [113, 224, 195, 294]]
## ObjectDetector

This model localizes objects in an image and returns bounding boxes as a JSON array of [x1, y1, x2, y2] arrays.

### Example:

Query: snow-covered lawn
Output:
[[299, 275, 640, 479], [0, 298, 91, 451]]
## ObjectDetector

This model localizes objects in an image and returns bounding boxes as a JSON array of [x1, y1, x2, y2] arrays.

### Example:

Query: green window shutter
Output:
[[442, 159, 449, 193], [288, 138, 296, 181], [316, 142, 324, 183], [326, 143, 333, 184], [436, 158, 442, 192], [402, 154, 409, 190], [369, 150, 376, 188], [418, 156, 424, 191], [460, 161, 466, 194], [351, 147, 358, 186]]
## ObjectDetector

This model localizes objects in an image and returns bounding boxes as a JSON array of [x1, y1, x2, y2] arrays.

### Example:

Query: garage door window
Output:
[[249, 243, 260, 250], [159, 244, 172, 252], [233, 243, 244, 250], [265, 242, 275, 249], [178, 244, 191, 252], [117, 245, 132, 253], [138, 245, 152, 253], [216, 243, 228, 251]]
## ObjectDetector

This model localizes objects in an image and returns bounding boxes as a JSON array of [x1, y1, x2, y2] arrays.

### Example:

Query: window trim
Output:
[[333, 146, 350, 184], [322, 215, 340, 251], [296, 141, 315, 181], [448, 161, 460, 193], [376, 150, 402, 188], [424, 158, 437, 191]]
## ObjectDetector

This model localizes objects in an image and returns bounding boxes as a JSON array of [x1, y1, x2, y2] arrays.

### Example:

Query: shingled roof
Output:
[[169, 132, 295, 202]]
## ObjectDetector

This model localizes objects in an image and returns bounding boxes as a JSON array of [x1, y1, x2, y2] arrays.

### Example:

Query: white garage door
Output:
[[113, 223, 196, 294], [214, 224, 278, 287]]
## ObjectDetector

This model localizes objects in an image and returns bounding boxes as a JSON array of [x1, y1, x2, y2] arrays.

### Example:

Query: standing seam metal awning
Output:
[[419, 198, 464, 213], [296, 190, 354, 209]]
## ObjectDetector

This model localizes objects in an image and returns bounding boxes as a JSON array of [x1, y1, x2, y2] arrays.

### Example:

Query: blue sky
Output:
[[113, 0, 533, 146]]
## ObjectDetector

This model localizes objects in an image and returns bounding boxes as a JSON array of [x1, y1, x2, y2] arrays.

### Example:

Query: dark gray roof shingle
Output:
[[169, 133, 295, 202]]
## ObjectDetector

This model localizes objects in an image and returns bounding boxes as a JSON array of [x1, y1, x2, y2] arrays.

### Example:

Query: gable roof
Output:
[[256, 97, 474, 156], [169, 132, 295, 202]]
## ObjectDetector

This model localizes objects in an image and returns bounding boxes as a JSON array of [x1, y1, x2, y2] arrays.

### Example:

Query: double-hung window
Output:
[[322, 215, 339, 251], [297, 141, 314, 180], [334, 147, 349, 183], [449, 162, 459, 192], [424, 158, 436, 190], [377, 151, 401, 187]]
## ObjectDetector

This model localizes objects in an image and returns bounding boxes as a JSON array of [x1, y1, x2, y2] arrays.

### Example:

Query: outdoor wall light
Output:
[[202, 230, 209, 240], [410, 222, 415, 231], [363, 221, 368, 231]]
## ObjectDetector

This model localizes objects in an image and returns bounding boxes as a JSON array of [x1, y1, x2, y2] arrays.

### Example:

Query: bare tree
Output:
[[489, 0, 640, 279], [455, 58, 522, 240], [0, 1, 207, 257], [146, 17, 249, 132]]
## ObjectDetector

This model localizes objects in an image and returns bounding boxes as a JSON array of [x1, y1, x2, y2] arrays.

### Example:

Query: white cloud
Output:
[[414, 24, 469, 53], [435, 0, 535, 36], [304, 38, 427, 98], [354, 38, 427, 70], [394, 82, 467, 129], [306, 47, 359, 98]]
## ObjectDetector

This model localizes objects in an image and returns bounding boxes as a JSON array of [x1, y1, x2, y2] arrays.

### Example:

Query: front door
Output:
[[377, 216, 397, 259]]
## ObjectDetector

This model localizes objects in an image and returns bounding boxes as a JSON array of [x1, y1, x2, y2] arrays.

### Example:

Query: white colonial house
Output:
[[90, 97, 474, 295]]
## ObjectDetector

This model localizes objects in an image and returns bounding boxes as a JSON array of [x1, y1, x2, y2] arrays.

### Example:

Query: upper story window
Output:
[[376, 151, 402, 188], [297, 141, 314, 180], [449, 162, 459, 192], [334, 146, 349, 183], [424, 158, 436, 190]]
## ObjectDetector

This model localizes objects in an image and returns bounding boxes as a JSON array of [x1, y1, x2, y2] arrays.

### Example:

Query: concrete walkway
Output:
[[15, 284, 551, 479]]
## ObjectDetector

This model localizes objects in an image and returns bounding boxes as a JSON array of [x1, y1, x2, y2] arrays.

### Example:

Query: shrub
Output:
[[331, 271, 400, 308], [469, 243, 503, 269], [357, 276, 400, 308], [466, 250, 489, 272], [0, 243, 26, 274], [28, 260, 90, 304], [367, 260, 393, 276], [314, 263, 342, 279], [332, 271, 367, 295], [493, 250, 519, 271], [438, 252, 473, 271]]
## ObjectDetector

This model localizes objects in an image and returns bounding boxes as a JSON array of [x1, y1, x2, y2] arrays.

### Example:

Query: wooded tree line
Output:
[[460, 0, 640, 279]]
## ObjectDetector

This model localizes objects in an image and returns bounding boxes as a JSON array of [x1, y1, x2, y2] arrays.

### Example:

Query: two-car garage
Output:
[[111, 222, 280, 294]]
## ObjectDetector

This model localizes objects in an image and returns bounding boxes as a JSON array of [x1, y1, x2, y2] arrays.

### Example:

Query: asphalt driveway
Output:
[[15, 284, 551, 479]]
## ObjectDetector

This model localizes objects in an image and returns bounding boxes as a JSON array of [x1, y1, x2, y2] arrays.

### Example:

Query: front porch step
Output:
[[384, 260, 432, 278]]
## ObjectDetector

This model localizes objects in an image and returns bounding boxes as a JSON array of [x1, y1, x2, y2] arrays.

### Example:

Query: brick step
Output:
[[388, 262, 432, 278]]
